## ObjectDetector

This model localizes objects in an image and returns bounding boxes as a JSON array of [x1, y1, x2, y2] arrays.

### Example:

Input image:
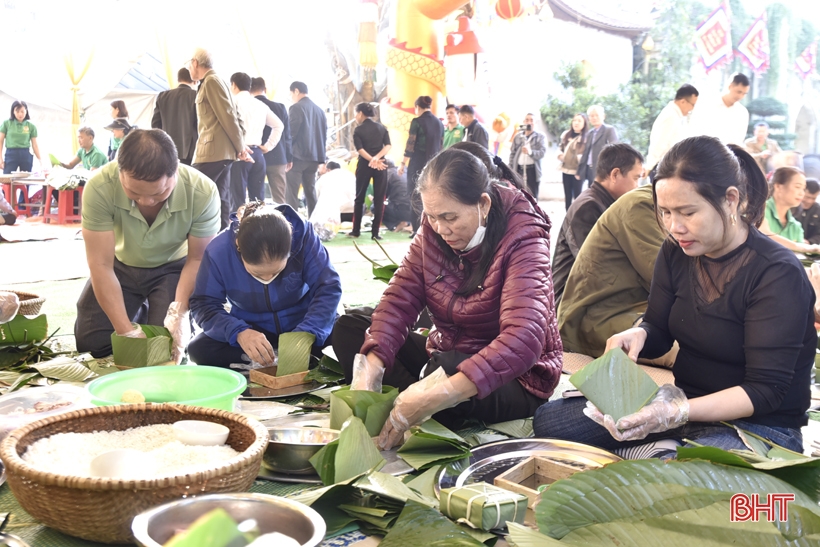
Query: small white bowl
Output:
[[173, 420, 230, 446], [90, 449, 156, 479]]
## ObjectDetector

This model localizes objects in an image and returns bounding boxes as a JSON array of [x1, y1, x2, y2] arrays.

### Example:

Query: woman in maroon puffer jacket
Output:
[[332, 148, 562, 449]]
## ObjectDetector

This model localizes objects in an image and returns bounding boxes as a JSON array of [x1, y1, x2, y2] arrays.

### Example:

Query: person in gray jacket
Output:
[[286, 81, 327, 216], [151, 68, 198, 165], [576, 104, 619, 189], [509, 113, 546, 198]]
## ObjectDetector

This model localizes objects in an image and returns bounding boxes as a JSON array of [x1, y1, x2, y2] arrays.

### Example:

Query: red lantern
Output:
[[495, 0, 524, 20]]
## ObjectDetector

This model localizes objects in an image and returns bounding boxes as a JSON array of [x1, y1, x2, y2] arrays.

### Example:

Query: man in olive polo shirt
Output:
[[74, 130, 220, 361], [60, 127, 108, 170]]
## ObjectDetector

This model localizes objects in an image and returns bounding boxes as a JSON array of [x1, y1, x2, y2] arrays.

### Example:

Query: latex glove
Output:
[[163, 302, 191, 364], [0, 292, 20, 324], [378, 367, 470, 450], [583, 384, 689, 442], [237, 329, 276, 366], [119, 324, 147, 339], [350, 353, 384, 392]]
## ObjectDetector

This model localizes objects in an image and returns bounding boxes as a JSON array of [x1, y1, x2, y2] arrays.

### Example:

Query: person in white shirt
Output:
[[646, 84, 699, 176], [688, 73, 750, 146], [229, 72, 284, 211], [309, 161, 357, 241]]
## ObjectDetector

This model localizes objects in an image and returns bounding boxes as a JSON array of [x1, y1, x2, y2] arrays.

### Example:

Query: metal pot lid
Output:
[[436, 438, 621, 496]]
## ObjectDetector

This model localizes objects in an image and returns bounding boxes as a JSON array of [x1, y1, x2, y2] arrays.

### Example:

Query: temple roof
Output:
[[549, 0, 654, 38]]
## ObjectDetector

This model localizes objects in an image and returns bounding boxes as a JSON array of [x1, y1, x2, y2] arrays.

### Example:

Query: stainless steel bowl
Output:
[[263, 427, 339, 475], [132, 493, 326, 547]]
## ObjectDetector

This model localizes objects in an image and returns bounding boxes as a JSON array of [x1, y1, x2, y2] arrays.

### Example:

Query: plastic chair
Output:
[[43, 186, 83, 224]]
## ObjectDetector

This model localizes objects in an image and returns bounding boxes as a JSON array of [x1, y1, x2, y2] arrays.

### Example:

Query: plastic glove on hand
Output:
[[350, 353, 384, 392], [377, 367, 469, 450], [0, 292, 20, 324], [164, 302, 191, 364], [120, 324, 147, 339], [584, 384, 689, 442]]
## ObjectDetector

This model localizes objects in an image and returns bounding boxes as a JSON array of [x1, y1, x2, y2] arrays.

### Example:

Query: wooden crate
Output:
[[249, 366, 310, 390], [494, 456, 581, 508]]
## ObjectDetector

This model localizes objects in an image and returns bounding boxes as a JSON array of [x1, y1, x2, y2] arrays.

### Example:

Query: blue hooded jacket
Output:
[[189, 205, 342, 346]]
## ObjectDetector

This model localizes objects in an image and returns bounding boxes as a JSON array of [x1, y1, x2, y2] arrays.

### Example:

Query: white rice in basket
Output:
[[22, 424, 240, 479]]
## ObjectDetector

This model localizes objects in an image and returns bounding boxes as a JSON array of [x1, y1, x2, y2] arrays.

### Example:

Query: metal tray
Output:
[[258, 446, 414, 484], [261, 412, 331, 429], [436, 438, 620, 496], [241, 381, 327, 400]]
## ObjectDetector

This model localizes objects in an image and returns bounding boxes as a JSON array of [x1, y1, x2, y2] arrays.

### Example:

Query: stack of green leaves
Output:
[[569, 348, 658, 421], [290, 471, 436, 536], [0, 315, 48, 346], [330, 385, 399, 437], [309, 416, 385, 485], [379, 501, 494, 546], [502, 458, 820, 546], [397, 419, 472, 470], [276, 332, 316, 376], [305, 355, 345, 384]]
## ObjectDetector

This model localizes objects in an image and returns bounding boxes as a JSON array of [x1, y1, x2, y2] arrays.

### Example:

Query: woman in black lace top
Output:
[[534, 136, 815, 455]]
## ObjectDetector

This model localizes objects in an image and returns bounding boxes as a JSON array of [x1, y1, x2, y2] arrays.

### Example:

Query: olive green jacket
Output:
[[558, 186, 665, 357], [192, 70, 245, 164]]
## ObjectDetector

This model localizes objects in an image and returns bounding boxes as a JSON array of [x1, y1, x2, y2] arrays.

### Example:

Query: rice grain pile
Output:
[[22, 424, 240, 479]]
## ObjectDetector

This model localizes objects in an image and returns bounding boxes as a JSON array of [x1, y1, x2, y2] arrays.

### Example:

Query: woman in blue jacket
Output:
[[188, 202, 342, 367]]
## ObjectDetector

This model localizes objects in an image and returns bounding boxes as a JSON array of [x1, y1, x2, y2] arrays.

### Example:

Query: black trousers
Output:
[[516, 165, 539, 199], [331, 311, 545, 429], [561, 172, 584, 211], [352, 160, 387, 236], [230, 147, 267, 213], [192, 160, 233, 230], [188, 329, 326, 368]]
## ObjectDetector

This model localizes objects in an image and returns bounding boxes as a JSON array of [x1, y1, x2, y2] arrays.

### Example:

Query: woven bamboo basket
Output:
[[10, 290, 45, 316], [0, 403, 270, 544]]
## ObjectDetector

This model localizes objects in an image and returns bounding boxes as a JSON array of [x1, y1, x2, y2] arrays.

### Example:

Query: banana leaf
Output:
[[463, 432, 509, 447], [404, 465, 442, 501], [30, 357, 97, 382], [49, 153, 60, 166], [111, 324, 172, 368], [163, 508, 247, 547], [309, 416, 385, 485], [677, 445, 820, 502], [276, 331, 316, 377], [379, 501, 485, 547], [373, 264, 399, 283], [355, 471, 436, 508], [0, 315, 48, 346], [569, 348, 658, 422], [330, 385, 399, 437], [305, 355, 345, 384], [535, 459, 820, 542], [506, 522, 562, 546], [397, 419, 471, 470], [485, 418, 534, 439]]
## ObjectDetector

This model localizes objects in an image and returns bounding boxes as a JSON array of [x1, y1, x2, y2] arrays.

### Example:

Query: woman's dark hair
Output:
[[561, 113, 588, 151], [415, 96, 433, 110], [235, 201, 293, 264], [110, 100, 129, 118], [770, 167, 804, 198], [118, 129, 178, 181], [449, 141, 527, 194], [653, 136, 768, 230], [355, 102, 375, 117], [417, 148, 508, 294], [9, 101, 29, 121]]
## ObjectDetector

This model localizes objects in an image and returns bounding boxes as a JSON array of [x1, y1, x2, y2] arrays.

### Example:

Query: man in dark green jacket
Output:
[[558, 185, 665, 358]]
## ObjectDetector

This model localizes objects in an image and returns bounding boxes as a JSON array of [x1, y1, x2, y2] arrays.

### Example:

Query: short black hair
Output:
[[290, 81, 308, 94], [326, 161, 341, 170], [9, 101, 29, 121], [732, 73, 750, 87], [415, 96, 433, 109], [754, 121, 770, 130], [177, 68, 193, 84], [236, 201, 293, 264], [596, 143, 644, 182], [356, 103, 375, 117], [806, 178, 820, 195], [110, 100, 129, 118], [459, 105, 475, 116], [230, 72, 252, 92], [250, 77, 266, 94], [674, 84, 699, 100], [445, 104, 458, 111], [117, 129, 179, 181]]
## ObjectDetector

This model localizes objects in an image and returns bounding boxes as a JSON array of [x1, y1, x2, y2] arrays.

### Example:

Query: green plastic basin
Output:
[[87, 366, 247, 411]]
